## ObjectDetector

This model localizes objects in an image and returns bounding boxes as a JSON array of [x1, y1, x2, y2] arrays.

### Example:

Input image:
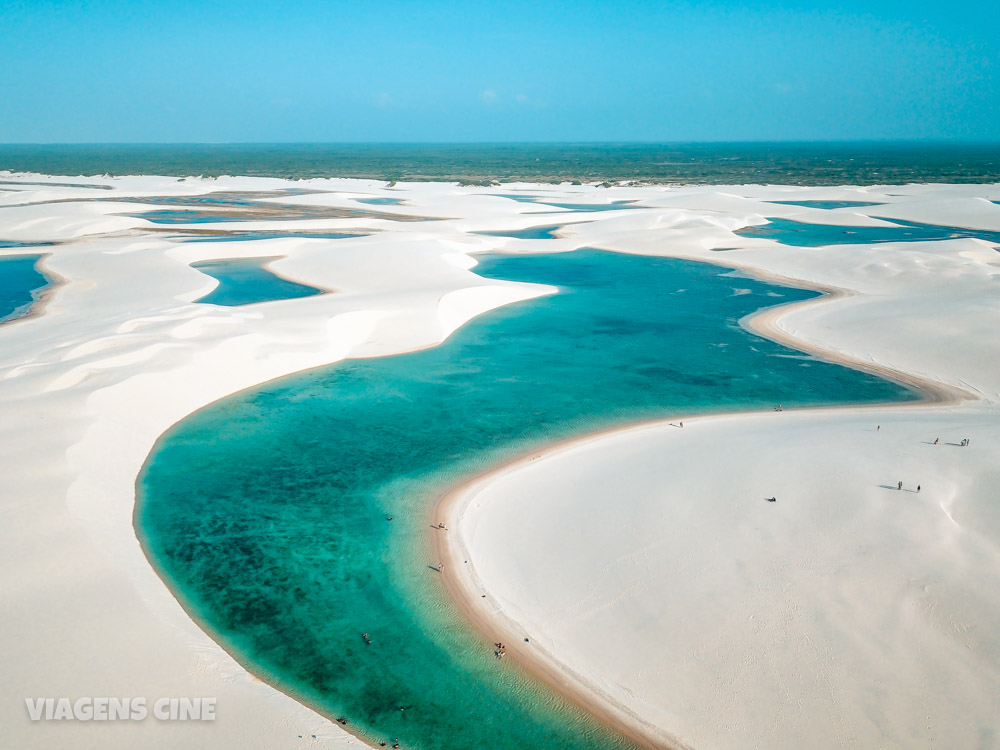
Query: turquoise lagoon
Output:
[[474, 224, 588, 240], [736, 217, 1000, 247], [179, 231, 367, 243], [192, 257, 324, 306], [139, 249, 918, 749], [0, 253, 53, 323], [494, 195, 640, 212], [356, 197, 405, 205], [765, 200, 884, 210]]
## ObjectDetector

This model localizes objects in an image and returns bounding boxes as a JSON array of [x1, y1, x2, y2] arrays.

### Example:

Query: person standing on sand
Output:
[[898, 481, 903, 490], [917, 485, 921, 492]]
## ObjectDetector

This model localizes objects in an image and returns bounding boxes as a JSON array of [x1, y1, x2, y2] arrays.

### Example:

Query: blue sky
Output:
[[1, 0, 996, 142]]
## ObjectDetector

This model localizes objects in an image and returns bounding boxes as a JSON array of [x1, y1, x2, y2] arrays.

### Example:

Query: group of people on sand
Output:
[[494, 641, 506, 659], [931, 437, 971, 446]]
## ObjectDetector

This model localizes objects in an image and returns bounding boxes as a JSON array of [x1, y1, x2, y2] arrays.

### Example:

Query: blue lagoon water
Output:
[[139, 249, 918, 750], [192, 257, 324, 306], [536, 201, 640, 212], [0, 240, 55, 249], [736, 217, 1000, 247], [125, 192, 430, 225], [766, 200, 885, 209], [179, 231, 367, 243], [474, 224, 588, 240], [494, 195, 640, 212], [0, 253, 54, 322], [356, 197, 405, 205]]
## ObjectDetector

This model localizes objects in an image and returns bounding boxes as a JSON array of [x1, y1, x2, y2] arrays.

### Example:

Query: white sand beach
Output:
[[2, 173, 999, 749]]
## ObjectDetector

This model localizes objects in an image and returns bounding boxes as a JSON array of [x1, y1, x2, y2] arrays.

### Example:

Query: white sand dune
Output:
[[2, 173, 999, 749], [441, 186, 1000, 748]]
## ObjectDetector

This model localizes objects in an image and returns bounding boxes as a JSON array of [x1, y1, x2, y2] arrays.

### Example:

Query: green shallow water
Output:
[[138, 249, 918, 749]]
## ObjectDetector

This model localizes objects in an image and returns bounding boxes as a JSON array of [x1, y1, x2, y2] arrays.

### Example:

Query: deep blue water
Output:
[[736, 217, 1000, 247], [191, 257, 324, 306], [0, 253, 53, 322], [139, 249, 917, 750]]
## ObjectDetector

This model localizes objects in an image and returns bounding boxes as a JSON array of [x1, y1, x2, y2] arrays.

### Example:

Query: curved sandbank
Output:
[[431, 276, 964, 749], [435, 211, 1000, 745], [2, 174, 998, 750]]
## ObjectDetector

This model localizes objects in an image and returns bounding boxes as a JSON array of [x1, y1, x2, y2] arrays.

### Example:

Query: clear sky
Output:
[[1, 0, 997, 143]]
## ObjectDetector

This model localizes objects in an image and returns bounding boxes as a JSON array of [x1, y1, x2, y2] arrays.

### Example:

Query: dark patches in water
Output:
[[140, 249, 917, 750]]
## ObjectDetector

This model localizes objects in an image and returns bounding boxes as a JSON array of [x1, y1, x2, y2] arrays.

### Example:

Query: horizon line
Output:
[[3, 139, 1000, 147]]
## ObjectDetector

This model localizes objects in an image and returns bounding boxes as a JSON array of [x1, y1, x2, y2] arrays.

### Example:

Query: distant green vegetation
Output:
[[3, 142, 999, 185]]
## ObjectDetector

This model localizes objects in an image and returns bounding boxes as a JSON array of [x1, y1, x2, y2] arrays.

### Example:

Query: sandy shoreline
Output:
[[0, 251, 65, 325], [429, 270, 966, 749], [431, 190, 1000, 745], [3, 174, 999, 749]]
